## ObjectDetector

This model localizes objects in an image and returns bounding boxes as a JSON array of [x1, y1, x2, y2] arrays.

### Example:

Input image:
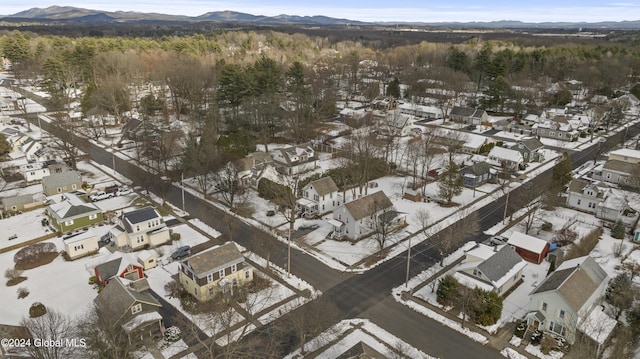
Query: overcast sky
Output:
[[3, 1, 640, 22]]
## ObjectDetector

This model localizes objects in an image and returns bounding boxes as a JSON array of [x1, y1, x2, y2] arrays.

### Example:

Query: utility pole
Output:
[[111, 151, 116, 173], [405, 235, 412, 288], [181, 172, 185, 211]]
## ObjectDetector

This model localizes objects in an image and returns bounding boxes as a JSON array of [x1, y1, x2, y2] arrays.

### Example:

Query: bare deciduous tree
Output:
[[19, 309, 77, 359]]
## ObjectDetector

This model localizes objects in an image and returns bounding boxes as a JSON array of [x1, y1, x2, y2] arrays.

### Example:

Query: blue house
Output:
[[461, 162, 494, 187]]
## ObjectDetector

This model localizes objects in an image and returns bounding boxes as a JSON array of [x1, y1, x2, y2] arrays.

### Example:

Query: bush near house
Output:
[[257, 178, 292, 201], [612, 220, 625, 239], [469, 288, 503, 326], [436, 275, 459, 306]]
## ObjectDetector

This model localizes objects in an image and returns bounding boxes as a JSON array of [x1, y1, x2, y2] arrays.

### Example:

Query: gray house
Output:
[[455, 244, 526, 294], [460, 162, 494, 187], [94, 277, 162, 343], [591, 160, 637, 186], [449, 106, 488, 125], [509, 138, 545, 163], [42, 170, 82, 196], [525, 256, 609, 344]]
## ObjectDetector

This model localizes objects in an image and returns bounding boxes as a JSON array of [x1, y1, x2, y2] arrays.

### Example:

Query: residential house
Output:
[[329, 191, 400, 240], [20, 138, 42, 162], [454, 244, 526, 295], [488, 146, 524, 171], [507, 231, 550, 264], [461, 133, 491, 154], [525, 256, 609, 344], [1, 194, 43, 213], [460, 162, 494, 187], [64, 230, 99, 260], [109, 207, 171, 250], [46, 192, 103, 232], [509, 138, 545, 163], [566, 179, 638, 225], [20, 162, 50, 182], [272, 145, 316, 175], [449, 106, 488, 125], [521, 110, 547, 127], [531, 116, 579, 142], [297, 176, 342, 216], [608, 148, 640, 164], [94, 277, 162, 343], [178, 242, 254, 302], [397, 102, 442, 119], [591, 160, 637, 186], [42, 170, 82, 196], [94, 253, 145, 287]]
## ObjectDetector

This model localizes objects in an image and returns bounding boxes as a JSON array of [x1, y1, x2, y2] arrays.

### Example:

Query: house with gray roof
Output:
[[460, 162, 495, 187], [298, 176, 342, 216], [46, 192, 103, 232], [449, 106, 488, 125], [509, 138, 545, 163], [0, 193, 43, 213], [566, 179, 638, 226], [94, 277, 162, 344], [455, 244, 526, 295], [93, 252, 144, 286], [525, 256, 609, 344], [110, 207, 171, 250], [329, 191, 403, 240], [591, 160, 638, 187], [42, 170, 82, 196], [178, 242, 253, 302]]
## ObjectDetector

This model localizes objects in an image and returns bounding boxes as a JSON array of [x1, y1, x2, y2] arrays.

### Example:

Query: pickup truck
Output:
[[89, 191, 114, 202]]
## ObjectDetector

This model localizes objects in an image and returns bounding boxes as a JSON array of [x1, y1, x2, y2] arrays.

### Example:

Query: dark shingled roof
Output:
[[344, 191, 393, 221], [450, 106, 476, 117], [124, 207, 160, 225], [183, 242, 243, 277], [477, 246, 523, 282], [94, 278, 160, 328], [463, 162, 493, 176], [603, 160, 638, 174], [568, 179, 590, 194], [95, 257, 124, 281]]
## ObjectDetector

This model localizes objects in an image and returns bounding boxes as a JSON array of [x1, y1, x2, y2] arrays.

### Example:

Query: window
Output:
[[542, 302, 548, 311], [72, 184, 77, 190], [207, 273, 214, 283], [57, 187, 62, 193], [473, 269, 479, 276], [559, 310, 565, 319], [136, 236, 144, 244], [577, 199, 581, 205], [74, 244, 84, 251], [89, 213, 97, 220], [231, 264, 237, 273], [136, 225, 140, 231], [219, 269, 225, 278], [208, 287, 215, 296], [314, 195, 319, 201], [65, 220, 74, 226], [245, 271, 250, 279], [131, 303, 142, 314]]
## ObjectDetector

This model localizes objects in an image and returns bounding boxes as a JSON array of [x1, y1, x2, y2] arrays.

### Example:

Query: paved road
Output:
[[30, 111, 640, 358]]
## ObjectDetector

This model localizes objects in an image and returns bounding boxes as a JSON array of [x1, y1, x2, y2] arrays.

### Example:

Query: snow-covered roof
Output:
[[578, 309, 616, 344], [122, 311, 163, 333], [63, 229, 97, 244], [137, 249, 156, 262], [488, 146, 524, 163], [507, 232, 549, 254], [464, 243, 499, 261], [609, 148, 640, 160]]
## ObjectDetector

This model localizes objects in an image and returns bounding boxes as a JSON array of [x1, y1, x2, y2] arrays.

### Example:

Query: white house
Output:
[[607, 149, 640, 164], [488, 146, 524, 171], [566, 179, 638, 225], [329, 191, 399, 240], [272, 145, 316, 175], [298, 176, 342, 216], [454, 243, 526, 295], [109, 207, 171, 250], [20, 162, 50, 182], [525, 256, 609, 344], [64, 230, 99, 260]]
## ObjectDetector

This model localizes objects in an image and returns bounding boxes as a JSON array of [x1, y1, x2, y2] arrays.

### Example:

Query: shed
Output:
[[507, 231, 550, 264]]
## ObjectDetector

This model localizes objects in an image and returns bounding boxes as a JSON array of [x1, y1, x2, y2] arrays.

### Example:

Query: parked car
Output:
[[299, 224, 320, 231], [89, 191, 113, 202], [171, 246, 191, 260], [116, 185, 132, 196], [489, 235, 508, 246], [104, 184, 119, 194]]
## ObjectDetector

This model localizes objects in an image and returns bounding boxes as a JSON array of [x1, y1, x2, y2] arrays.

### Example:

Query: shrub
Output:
[[565, 227, 603, 260], [470, 288, 503, 326], [515, 321, 526, 338], [164, 326, 181, 342], [29, 302, 46, 317], [540, 334, 557, 354], [436, 275, 459, 306], [170, 232, 181, 241], [612, 220, 626, 239], [17, 287, 29, 299], [541, 222, 552, 231], [14, 242, 58, 270], [530, 330, 543, 345], [553, 227, 577, 247], [88, 276, 98, 285], [5, 268, 23, 281], [257, 178, 292, 201]]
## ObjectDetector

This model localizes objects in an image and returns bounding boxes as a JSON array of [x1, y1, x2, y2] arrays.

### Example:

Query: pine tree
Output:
[[438, 160, 463, 205], [612, 220, 626, 239]]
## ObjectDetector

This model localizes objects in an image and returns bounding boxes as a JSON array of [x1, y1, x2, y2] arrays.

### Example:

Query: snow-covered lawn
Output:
[[283, 319, 436, 359], [0, 210, 53, 249]]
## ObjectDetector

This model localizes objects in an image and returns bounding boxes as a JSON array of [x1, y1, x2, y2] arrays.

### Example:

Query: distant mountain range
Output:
[[3, 6, 640, 29]]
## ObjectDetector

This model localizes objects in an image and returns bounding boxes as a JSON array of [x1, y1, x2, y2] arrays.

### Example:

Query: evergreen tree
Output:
[[436, 275, 459, 306], [552, 152, 573, 186], [386, 77, 401, 98], [438, 160, 463, 205], [612, 220, 626, 239]]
